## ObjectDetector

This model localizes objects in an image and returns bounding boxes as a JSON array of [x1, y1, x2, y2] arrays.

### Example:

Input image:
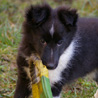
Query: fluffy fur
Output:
[[49, 40, 76, 86], [14, 3, 98, 98]]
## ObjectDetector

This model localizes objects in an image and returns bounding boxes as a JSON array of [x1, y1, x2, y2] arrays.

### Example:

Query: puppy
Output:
[[14, 3, 98, 98]]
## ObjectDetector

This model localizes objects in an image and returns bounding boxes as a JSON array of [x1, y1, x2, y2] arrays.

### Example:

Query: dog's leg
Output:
[[53, 96, 60, 98], [14, 54, 40, 98], [14, 71, 32, 98], [51, 83, 62, 98], [14, 55, 32, 98]]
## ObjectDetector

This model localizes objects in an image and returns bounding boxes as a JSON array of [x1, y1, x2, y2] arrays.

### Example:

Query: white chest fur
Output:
[[48, 40, 76, 86]]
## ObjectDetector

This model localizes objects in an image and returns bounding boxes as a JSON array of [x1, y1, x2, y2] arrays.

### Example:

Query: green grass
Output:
[[0, 0, 98, 98]]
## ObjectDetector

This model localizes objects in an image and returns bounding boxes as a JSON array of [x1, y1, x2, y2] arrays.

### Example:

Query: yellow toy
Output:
[[28, 54, 53, 98]]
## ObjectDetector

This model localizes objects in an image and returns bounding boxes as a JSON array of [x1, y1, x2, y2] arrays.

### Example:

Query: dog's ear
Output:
[[25, 4, 51, 27], [58, 7, 78, 26]]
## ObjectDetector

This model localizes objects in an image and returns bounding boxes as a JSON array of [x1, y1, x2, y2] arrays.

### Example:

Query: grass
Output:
[[0, 0, 98, 98]]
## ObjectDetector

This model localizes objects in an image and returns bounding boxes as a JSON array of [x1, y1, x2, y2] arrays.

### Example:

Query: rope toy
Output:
[[28, 54, 53, 98]]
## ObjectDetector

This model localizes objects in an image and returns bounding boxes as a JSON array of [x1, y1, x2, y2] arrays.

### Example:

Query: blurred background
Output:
[[0, 0, 98, 98]]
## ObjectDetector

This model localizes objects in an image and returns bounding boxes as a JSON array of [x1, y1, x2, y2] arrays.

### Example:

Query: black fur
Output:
[[25, 4, 51, 27], [14, 3, 98, 98]]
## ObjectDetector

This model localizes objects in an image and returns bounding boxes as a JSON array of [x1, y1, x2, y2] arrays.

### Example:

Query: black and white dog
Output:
[[14, 3, 98, 98]]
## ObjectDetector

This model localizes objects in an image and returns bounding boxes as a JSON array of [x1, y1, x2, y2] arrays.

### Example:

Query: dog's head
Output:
[[23, 4, 78, 70]]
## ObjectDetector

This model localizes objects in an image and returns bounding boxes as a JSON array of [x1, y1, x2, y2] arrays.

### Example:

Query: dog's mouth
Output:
[[42, 59, 58, 70]]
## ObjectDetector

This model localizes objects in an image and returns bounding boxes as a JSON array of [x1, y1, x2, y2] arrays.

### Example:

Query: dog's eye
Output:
[[40, 39, 46, 45], [57, 40, 63, 46]]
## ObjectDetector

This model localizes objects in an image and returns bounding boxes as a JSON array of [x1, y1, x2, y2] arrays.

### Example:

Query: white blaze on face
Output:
[[50, 23, 54, 59], [51, 48, 53, 59], [50, 24, 54, 37]]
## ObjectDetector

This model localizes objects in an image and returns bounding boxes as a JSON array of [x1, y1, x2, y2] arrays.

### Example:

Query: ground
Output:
[[0, 0, 98, 98]]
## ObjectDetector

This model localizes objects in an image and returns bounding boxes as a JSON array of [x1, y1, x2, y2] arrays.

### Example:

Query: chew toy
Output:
[[29, 54, 53, 98]]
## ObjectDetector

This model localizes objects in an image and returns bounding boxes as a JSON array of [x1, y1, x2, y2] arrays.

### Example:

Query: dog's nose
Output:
[[46, 63, 56, 70]]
